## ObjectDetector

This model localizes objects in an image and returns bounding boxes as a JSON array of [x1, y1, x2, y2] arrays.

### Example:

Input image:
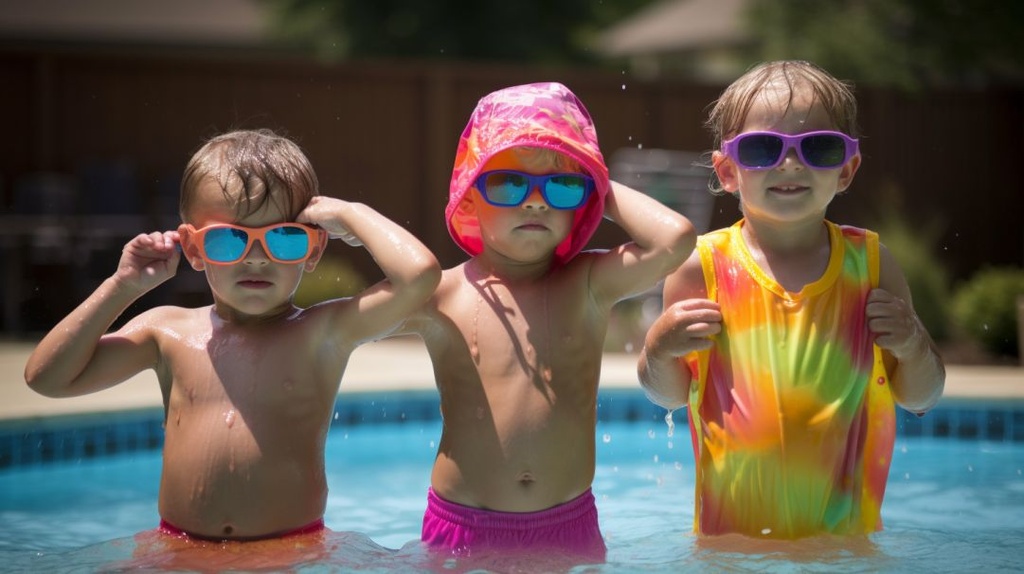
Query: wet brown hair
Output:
[[705, 60, 860, 151], [179, 129, 318, 222]]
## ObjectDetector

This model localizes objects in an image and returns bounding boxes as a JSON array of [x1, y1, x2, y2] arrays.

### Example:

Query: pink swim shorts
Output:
[[421, 487, 606, 560]]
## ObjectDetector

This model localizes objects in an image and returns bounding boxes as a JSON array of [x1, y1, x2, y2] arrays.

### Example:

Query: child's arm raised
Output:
[[588, 181, 696, 304], [298, 197, 440, 345], [868, 245, 945, 413], [24, 231, 180, 397]]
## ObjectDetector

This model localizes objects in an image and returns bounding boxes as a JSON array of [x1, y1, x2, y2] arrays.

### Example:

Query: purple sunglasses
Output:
[[722, 130, 859, 170]]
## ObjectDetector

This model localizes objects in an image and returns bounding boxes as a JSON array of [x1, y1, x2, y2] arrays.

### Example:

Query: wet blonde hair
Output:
[[706, 60, 860, 150], [179, 129, 318, 223]]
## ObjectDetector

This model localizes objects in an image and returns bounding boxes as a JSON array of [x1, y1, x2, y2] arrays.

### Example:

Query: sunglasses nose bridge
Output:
[[242, 234, 272, 264], [521, 185, 549, 209], [766, 139, 802, 170]]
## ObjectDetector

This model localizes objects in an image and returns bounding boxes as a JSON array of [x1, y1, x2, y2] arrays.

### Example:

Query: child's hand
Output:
[[866, 288, 927, 360], [115, 231, 181, 292], [297, 197, 363, 246], [646, 298, 722, 358]]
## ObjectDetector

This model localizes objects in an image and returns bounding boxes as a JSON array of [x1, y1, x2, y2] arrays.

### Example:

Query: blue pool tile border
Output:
[[1, 389, 1021, 469]]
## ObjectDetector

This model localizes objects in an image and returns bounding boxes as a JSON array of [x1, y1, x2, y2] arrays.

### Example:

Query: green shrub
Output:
[[951, 267, 1024, 358], [293, 255, 367, 307]]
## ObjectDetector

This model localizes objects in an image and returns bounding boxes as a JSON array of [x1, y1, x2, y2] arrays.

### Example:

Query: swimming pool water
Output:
[[1, 405, 1022, 573]]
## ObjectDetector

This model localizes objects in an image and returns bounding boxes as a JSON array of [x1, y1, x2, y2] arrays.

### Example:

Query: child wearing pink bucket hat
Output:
[[396, 82, 697, 563]]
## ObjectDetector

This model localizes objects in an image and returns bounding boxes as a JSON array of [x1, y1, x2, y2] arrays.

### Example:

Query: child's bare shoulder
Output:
[[116, 305, 208, 338]]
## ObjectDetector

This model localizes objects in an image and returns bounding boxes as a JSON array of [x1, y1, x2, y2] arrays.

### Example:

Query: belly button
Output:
[[222, 524, 234, 536], [517, 472, 535, 485]]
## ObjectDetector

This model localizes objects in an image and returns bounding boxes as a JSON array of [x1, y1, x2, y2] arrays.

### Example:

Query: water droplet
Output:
[[602, 433, 612, 443], [664, 410, 676, 438], [621, 84, 626, 90], [653, 454, 659, 463], [761, 528, 772, 535], [224, 409, 236, 428], [647, 429, 656, 439]]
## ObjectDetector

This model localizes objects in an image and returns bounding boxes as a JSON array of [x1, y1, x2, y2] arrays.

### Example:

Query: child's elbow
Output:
[[24, 368, 67, 398], [897, 377, 945, 415], [408, 255, 442, 294], [660, 214, 698, 268]]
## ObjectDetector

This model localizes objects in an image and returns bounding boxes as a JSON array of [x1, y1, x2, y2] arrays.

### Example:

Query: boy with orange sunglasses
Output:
[[25, 129, 440, 543]]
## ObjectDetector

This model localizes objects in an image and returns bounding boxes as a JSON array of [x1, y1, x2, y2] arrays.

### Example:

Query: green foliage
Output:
[[293, 255, 367, 308], [951, 267, 1024, 358], [873, 211, 950, 342], [262, 0, 656, 64], [746, 0, 1024, 89]]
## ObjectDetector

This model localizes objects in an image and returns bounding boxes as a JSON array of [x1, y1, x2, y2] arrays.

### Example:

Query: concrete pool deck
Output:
[[1, 337, 1022, 421]]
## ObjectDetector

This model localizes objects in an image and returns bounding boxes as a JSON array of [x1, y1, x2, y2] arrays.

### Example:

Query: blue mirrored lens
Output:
[[544, 176, 588, 209], [204, 228, 248, 262], [482, 172, 530, 206], [265, 226, 310, 260]]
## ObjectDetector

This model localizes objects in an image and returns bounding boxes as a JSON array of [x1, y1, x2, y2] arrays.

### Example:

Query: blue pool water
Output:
[[0, 391, 1022, 572]]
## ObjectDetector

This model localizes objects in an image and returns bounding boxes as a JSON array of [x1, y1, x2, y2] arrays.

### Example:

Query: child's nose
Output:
[[778, 147, 805, 170], [521, 186, 549, 210], [244, 240, 271, 264]]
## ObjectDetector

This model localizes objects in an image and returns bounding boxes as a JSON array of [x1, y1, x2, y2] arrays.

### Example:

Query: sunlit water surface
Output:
[[1, 420, 1021, 572]]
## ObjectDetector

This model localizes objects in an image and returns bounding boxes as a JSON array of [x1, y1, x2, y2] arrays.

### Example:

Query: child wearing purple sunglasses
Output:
[[637, 61, 945, 539], [25, 129, 440, 554]]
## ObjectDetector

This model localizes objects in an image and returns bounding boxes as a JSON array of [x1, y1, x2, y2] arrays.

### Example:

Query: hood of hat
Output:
[[445, 82, 610, 266]]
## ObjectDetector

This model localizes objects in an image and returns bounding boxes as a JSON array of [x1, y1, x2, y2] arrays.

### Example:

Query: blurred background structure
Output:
[[1, 0, 1022, 360]]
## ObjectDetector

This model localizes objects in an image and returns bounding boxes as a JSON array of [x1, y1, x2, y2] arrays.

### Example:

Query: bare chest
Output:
[[440, 280, 601, 387]]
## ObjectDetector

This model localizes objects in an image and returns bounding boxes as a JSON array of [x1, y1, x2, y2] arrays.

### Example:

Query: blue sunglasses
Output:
[[474, 170, 594, 210], [722, 130, 859, 170]]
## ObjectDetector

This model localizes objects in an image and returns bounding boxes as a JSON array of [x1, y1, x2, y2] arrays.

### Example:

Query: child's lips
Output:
[[516, 220, 549, 231], [238, 277, 273, 289], [768, 184, 810, 194]]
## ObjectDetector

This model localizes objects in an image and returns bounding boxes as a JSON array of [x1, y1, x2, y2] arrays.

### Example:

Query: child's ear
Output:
[[303, 229, 329, 272], [176, 224, 206, 271], [837, 153, 861, 192], [712, 151, 740, 193], [460, 193, 478, 213]]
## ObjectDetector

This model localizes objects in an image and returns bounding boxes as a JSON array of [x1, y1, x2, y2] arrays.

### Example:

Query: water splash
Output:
[[664, 409, 676, 438]]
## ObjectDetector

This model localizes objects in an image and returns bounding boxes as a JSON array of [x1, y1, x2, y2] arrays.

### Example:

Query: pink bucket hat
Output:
[[446, 82, 610, 266]]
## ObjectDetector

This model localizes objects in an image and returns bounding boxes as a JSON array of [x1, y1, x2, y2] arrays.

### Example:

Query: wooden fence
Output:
[[1, 48, 1021, 332]]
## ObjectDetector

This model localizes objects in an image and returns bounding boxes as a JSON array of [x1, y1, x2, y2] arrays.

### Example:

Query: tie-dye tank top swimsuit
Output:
[[685, 220, 895, 538]]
